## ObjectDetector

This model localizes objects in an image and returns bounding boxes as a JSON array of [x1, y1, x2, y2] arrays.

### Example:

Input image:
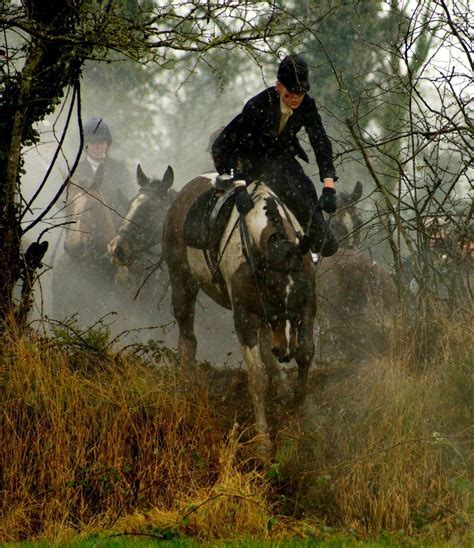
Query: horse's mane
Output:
[[263, 196, 286, 238]]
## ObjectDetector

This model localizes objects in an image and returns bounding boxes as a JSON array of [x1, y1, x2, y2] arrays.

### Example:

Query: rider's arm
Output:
[[303, 96, 337, 183], [323, 178, 335, 189]]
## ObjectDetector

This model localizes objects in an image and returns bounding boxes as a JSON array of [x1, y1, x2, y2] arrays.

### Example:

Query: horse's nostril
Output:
[[272, 346, 292, 363], [115, 247, 125, 262]]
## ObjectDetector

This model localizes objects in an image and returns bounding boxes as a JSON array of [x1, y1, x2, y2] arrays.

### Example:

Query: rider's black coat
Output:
[[212, 86, 337, 182]]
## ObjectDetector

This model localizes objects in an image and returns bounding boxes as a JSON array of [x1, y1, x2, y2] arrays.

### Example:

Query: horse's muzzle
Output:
[[271, 346, 294, 363], [108, 236, 134, 267]]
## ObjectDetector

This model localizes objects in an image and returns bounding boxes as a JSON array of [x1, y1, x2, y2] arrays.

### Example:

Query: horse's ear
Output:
[[351, 181, 363, 202], [162, 165, 174, 190], [136, 164, 150, 187]]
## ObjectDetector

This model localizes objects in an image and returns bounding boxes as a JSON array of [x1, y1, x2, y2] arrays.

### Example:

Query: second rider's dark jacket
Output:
[[212, 86, 337, 182]]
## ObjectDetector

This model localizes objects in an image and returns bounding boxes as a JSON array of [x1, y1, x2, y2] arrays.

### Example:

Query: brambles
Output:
[[0, 316, 472, 544]]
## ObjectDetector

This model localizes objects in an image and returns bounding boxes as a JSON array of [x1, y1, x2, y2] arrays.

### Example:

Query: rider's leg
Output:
[[309, 207, 339, 257]]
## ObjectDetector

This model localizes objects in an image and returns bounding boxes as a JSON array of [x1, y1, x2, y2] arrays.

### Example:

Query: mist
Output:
[[19, 28, 471, 369], [21, 60, 269, 366], [14, 64, 398, 369]]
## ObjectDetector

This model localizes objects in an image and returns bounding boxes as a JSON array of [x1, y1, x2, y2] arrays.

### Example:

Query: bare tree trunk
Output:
[[0, 2, 83, 331], [0, 44, 45, 330]]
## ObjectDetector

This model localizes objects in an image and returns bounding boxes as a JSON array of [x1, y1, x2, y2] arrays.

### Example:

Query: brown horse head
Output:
[[108, 164, 174, 266], [64, 164, 117, 259]]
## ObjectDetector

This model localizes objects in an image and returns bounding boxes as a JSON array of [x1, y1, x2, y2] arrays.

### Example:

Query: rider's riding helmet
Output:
[[206, 126, 225, 153], [277, 54, 310, 93], [83, 117, 113, 145]]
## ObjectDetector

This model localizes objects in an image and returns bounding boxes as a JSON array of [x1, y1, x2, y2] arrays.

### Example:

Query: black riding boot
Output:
[[308, 207, 339, 257]]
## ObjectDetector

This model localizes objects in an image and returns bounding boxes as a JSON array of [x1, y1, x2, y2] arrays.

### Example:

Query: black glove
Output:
[[320, 187, 337, 214], [235, 185, 254, 215]]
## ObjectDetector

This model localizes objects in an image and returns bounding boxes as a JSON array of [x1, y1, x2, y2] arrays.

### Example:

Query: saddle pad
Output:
[[183, 188, 235, 250]]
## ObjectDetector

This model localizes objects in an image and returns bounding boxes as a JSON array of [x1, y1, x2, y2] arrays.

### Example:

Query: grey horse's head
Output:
[[108, 164, 174, 266]]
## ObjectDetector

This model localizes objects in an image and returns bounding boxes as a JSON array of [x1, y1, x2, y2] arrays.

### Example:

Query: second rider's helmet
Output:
[[83, 117, 113, 145]]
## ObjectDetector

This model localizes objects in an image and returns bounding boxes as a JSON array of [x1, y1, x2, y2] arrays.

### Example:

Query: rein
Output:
[[133, 253, 165, 301], [208, 181, 271, 324]]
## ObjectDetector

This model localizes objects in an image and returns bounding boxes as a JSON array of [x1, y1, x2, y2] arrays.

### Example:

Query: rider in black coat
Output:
[[212, 54, 338, 257]]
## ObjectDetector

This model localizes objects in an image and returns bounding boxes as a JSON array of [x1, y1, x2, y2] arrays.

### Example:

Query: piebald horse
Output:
[[162, 174, 316, 453]]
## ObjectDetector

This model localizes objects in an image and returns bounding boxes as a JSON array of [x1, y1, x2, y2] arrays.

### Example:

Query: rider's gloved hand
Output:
[[320, 187, 337, 214], [234, 181, 254, 215]]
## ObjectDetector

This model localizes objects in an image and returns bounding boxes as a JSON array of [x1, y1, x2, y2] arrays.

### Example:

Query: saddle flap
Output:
[[183, 187, 236, 250]]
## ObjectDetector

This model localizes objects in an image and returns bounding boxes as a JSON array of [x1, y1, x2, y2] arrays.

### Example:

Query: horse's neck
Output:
[[64, 183, 117, 255], [221, 184, 299, 268], [249, 183, 300, 240]]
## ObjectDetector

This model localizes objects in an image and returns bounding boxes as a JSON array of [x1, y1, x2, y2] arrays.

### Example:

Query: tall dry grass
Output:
[[273, 309, 473, 540], [0, 309, 472, 544], [0, 326, 225, 541]]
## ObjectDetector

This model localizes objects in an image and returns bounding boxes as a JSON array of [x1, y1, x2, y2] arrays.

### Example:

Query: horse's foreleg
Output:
[[242, 344, 272, 453], [170, 270, 198, 368], [259, 326, 291, 404], [294, 314, 316, 406], [235, 310, 272, 453]]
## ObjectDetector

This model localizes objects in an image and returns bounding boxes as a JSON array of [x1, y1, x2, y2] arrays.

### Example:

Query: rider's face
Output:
[[86, 140, 109, 161], [276, 81, 305, 110]]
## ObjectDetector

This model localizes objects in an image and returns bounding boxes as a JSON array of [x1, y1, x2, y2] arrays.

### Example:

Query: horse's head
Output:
[[259, 196, 313, 363], [108, 164, 174, 266], [332, 180, 364, 250]]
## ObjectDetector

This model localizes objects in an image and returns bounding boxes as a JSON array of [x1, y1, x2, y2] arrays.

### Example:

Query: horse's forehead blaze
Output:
[[342, 211, 354, 234], [271, 318, 297, 355], [127, 193, 147, 218]]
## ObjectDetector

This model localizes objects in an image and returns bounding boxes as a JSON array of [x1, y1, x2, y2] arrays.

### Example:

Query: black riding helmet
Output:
[[83, 117, 113, 145], [277, 54, 310, 93]]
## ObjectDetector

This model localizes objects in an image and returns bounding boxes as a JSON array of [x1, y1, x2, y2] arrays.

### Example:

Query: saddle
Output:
[[183, 177, 237, 251], [183, 177, 241, 293]]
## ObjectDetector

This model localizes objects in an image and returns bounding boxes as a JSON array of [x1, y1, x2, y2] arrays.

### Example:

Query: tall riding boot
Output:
[[309, 207, 339, 257]]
